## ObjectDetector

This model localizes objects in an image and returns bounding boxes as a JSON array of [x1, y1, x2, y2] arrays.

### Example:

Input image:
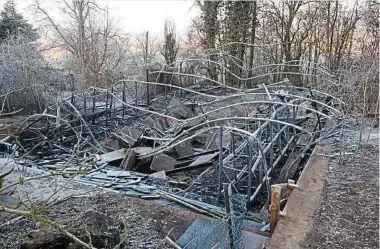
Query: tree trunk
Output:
[[247, 1, 257, 88], [203, 1, 219, 82]]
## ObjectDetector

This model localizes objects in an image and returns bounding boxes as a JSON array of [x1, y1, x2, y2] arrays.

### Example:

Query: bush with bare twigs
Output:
[[0, 36, 64, 114]]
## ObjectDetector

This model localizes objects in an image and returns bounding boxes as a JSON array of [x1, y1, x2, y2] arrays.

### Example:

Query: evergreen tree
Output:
[[161, 18, 178, 66], [0, 0, 38, 41]]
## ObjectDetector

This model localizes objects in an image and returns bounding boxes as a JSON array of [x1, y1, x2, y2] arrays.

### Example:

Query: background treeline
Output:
[[0, 0, 378, 114]]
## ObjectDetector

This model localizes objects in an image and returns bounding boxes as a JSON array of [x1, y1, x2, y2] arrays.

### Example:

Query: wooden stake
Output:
[[146, 69, 150, 105], [286, 179, 296, 199], [269, 185, 281, 233]]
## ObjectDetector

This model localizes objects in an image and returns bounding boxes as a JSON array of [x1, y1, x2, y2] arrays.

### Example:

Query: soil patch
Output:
[[303, 145, 379, 249], [0, 194, 202, 249]]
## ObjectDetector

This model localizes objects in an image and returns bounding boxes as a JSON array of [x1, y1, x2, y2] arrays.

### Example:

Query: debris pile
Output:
[[0, 77, 344, 248], [2, 80, 342, 201]]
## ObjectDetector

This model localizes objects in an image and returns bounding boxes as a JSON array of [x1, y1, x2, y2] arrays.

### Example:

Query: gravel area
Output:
[[303, 145, 379, 249], [0, 158, 101, 203]]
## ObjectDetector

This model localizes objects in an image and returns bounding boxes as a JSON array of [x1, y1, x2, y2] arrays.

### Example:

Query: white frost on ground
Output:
[[0, 158, 105, 205]]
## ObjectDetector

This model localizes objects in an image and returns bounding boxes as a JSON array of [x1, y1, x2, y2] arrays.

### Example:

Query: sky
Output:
[[0, 0, 199, 36], [104, 1, 198, 35], [0, 0, 361, 37]]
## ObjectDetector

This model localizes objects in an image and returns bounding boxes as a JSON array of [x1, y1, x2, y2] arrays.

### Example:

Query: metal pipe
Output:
[[249, 135, 295, 202], [217, 126, 223, 205], [246, 141, 252, 209]]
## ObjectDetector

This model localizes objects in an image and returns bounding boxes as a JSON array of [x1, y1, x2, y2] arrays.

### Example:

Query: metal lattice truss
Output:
[[14, 57, 344, 211]]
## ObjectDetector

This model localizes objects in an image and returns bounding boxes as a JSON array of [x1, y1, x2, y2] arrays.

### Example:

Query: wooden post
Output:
[[169, 66, 173, 92], [146, 69, 150, 105], [145, 31, 149, 64], [286, 179, 296, 199], [269, 185, 281, 233]]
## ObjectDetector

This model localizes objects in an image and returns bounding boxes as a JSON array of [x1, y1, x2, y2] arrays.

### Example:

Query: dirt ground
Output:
[[0, 194, 202, 249], [302, 145, 379, 249]]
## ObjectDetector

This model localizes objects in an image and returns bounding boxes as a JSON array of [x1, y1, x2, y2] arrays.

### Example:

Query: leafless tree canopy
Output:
[[35, 0, 128, 89], [0, 1, 378, 249], [0, 36, 63, 114], [188, 0, 379, 113]]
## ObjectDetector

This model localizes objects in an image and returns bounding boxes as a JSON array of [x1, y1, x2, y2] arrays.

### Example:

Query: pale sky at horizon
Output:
[[0, 0, 361, 38], [0, 0, 199, 37]]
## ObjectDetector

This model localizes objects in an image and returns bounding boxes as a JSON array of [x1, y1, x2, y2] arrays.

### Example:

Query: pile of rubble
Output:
[[0, 80, 342, 201], [0, 78, 344, 248]]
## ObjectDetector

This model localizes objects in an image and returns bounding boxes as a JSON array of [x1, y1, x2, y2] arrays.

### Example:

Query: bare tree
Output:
[[130, 31, 161, 79], [35, 0, 128, 89], [361, 0, 379, 55], [264, 0, 316, 86], [247, 1, 258, 86], [134, 31, 159, 66], [0, 36, 62, 113], [182, 0, 379, 113], [330, 1, 360, 71]]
